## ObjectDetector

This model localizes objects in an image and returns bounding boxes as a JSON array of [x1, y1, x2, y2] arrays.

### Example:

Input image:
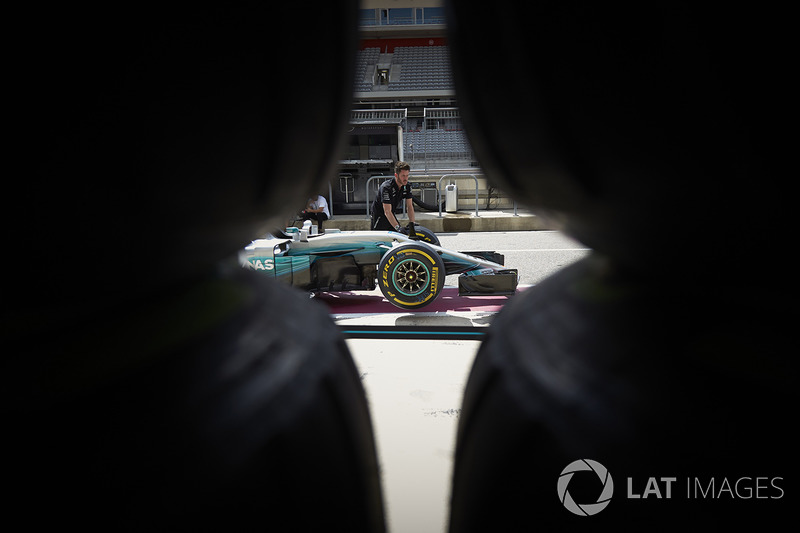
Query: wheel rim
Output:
[[394, 258, 430, 296]]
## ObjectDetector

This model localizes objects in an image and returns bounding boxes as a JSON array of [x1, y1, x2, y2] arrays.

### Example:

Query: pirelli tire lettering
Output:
[[378, 243, 446, 310], [411, 225, 440, 246]]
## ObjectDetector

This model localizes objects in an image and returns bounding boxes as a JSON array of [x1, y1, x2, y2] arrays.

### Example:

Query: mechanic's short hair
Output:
[[395, 161, 411, 174]]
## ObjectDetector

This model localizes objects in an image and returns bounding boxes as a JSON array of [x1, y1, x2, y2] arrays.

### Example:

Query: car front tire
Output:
[[378, 243, 445, 310]]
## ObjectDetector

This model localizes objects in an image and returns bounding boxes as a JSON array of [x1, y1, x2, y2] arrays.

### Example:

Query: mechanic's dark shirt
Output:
[[371, 178, 412, 220]]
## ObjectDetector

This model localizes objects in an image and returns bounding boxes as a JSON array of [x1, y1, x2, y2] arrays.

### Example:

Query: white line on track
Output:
[[494, 248, 591, 253]]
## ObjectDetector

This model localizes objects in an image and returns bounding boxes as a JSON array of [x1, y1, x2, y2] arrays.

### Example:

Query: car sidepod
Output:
[[239, 237, 313, 288]]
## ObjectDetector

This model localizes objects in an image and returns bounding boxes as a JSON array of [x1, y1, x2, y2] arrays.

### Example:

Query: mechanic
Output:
[[370, 161, 416, 232], [300, 194, 330, 232]]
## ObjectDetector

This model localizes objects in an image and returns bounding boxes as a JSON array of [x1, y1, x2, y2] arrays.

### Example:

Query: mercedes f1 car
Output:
[[239, 225, 518, 310]]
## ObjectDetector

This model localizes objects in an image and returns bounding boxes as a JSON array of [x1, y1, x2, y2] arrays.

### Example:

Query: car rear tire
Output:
[[378, 243, 446, 310]]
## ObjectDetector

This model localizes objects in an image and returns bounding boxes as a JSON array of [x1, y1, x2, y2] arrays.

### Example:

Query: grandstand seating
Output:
[[404, 128, 472, 161], [354, 45, 454, 92], [353, 44, 468, 162], [389, 46, 454, 91], [354, 47, 380, 92]]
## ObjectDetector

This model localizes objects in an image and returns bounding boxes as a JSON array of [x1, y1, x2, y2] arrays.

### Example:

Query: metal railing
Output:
[[438, 174, 479, 217], [362, 174, 513, 220]]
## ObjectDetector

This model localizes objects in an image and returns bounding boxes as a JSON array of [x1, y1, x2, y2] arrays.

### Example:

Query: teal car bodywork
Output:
[[240, 228, 517, 309]]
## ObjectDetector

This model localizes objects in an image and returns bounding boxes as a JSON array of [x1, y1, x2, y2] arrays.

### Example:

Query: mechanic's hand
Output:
[[398, 224, 410, 235]]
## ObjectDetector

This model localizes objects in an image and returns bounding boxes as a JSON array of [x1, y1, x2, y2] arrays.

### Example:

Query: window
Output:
[[388, 8, 413, 25], [358, 9, 378, 26], [423, 7, 445, 24]]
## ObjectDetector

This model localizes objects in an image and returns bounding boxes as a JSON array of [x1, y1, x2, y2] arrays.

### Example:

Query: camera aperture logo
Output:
[[558, 459, 784, 517], [558, 459, 614, 516]]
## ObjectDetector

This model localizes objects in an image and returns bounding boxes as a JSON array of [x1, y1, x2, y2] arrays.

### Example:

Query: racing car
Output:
[[239, 224, 518, 310]]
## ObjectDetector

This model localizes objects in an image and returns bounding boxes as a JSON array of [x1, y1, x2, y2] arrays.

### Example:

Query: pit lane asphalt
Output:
[[313, 230, 590, 533]]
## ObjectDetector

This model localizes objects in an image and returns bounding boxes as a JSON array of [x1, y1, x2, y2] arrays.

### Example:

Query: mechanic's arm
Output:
[[405, 198, 415, 224], [383, 203, 403, 230]]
